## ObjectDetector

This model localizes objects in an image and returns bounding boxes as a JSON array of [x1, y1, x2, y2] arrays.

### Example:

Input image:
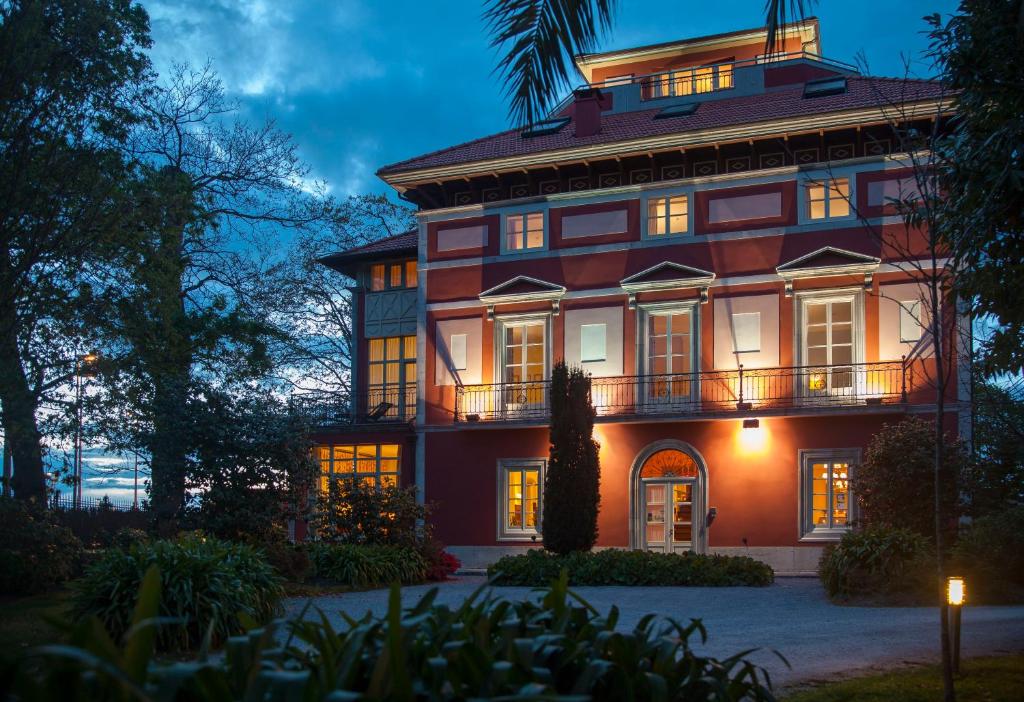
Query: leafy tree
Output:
[[929, 2, 1024, 375], [0, 0, 150, 500], [484, 0, 810, 126], [184, 390, 317, 543], [967, 375, 1024, 515], [855, 418, 967, 540], [91, 64, 331, 533], [543, 361, 600, 554], [270, 195, 415, 400]]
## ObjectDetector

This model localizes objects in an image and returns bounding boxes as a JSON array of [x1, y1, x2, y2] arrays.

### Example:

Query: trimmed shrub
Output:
[[261, 538, 312, 583], [6, 572, 779, 701], [855, 417, 966, 538], [488, 548, 774, 586], [313, 479, 427, 548], [0, 497, 84, 595], [819, 526, 935, 603], [544, 361, 601, 554], [72, 535, 282, 651], [307, 543, 427, 588], [950, 505, 1024, 603]]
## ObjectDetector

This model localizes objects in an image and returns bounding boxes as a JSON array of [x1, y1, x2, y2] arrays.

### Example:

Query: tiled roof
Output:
[[319, 229, 417, 271], [377, 77, 945, 177]]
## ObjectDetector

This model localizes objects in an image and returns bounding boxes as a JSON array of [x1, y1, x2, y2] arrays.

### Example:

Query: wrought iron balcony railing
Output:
[[454, 361, 909, 424], [291, 383, 416, 426]]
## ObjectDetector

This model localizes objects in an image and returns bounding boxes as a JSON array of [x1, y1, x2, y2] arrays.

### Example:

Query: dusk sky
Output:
[[141, 0, 960, 202], [78, 0, 959, 500]]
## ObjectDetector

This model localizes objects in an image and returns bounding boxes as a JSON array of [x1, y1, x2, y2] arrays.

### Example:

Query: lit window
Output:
[[318, 443, 401, 490], [580, 323, 607, 363], [900, 300, 923, 342], [369, 260, 416, 291], [647, 195, 688, 236], [367, 335, 416, 419], [807, 178, 850, 220], [800, 450, 856, 539], [506, 212, 544, 251], [370, 264, 385, 291], [499, 460, 544, 538]]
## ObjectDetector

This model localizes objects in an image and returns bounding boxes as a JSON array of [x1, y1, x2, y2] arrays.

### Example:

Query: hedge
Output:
[[487, 548, 774, 586]]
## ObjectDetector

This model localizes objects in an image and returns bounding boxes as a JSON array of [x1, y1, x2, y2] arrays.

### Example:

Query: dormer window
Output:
[[369, 260, 417, 291]]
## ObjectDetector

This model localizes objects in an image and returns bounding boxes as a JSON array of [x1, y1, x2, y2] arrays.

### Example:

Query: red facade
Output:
[[314, 20, 963, 573]]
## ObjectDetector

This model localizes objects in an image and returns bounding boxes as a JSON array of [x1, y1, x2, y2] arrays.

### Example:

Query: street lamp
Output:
[[73, 351, 99, 509], [947, 576, 965, 673]]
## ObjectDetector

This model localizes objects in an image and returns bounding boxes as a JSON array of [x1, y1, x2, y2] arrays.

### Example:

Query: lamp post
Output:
[[73, 351, 99, 509], [947, 576, 965, 674]]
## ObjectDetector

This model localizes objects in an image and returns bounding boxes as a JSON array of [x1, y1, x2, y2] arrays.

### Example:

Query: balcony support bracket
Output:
[[784, 280, 794, 297]]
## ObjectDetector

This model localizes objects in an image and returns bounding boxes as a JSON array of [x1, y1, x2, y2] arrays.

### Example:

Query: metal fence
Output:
[[49, 493, 142, 512], [455, 361, 909, 423]]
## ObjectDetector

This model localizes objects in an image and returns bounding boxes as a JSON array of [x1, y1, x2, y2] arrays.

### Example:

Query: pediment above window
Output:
[[620, 262, 715, 307], [776, 246, 880, 296], [479, 275, 566, 319]]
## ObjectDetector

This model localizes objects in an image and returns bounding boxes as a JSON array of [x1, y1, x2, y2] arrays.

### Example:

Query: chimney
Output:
[[573, 87, 603, 138]]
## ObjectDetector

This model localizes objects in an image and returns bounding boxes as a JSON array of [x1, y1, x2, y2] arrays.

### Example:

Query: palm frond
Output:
[[764, 0, 815, 56], [484, 0, 617, 128]]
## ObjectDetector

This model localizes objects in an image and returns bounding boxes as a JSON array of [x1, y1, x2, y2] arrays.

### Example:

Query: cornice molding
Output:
[[478, 275, 567, 319]]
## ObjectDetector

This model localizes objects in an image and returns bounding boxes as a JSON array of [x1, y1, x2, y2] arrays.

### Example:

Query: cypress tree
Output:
[[542, 361, 600, 554]]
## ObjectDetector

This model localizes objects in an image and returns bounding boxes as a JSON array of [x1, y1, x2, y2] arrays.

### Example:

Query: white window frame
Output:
[[643, 192, 690, 238], [500, 208, 548, 254], [793, 288, 865, 398], [497, 458, 546, 541], [636, 301, 700, 405], [798, 448, 859, 541], [798, 172, 856, 224], [494, 312, 551, 413]]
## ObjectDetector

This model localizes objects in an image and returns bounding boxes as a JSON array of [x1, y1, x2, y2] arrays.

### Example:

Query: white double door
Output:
[[801, 295, 858, 397], [642, 479, 697, 553]]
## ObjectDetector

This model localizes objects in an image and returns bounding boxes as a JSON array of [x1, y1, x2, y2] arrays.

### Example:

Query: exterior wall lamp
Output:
[[742, 418, 760, 429], [947, 576, 965, 673]]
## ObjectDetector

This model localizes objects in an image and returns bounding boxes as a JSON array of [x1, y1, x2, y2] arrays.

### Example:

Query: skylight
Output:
[[803, 77, 847, 98], [521, 117, 571, 138], [654, 103, 699, 119]]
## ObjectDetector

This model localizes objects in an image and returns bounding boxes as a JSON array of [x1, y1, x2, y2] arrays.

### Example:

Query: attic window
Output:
[[654, 103, 699, 119], [521, 117, 570, 138], [803, 77, 847, 98]]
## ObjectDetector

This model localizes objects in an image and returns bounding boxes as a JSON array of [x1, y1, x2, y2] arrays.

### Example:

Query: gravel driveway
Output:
[[283, 576, 1024, 687]]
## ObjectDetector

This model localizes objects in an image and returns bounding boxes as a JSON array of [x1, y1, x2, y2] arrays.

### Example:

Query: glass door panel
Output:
[[647, 311, 693, 405], [503, 322, 546, 412], [804, 299, 855, 397], [671, 482, 694, 552], [644, 483, 666, 551]]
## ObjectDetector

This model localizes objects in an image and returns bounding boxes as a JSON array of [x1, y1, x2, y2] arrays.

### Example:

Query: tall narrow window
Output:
[[370, 264, 385, 291], [367, 335, 416, 419], [647, 195, 688, 236], [646, 309, 694, 402], [499, 460, 544, 538], [806, 178, 850, 220], [317, 443, 401, 490], [405, 260, 417, 288], [501, 320, 546, 411], [801, 450, 856, 539], [803, 297, 855, 393], [506, 212, 544, 251]]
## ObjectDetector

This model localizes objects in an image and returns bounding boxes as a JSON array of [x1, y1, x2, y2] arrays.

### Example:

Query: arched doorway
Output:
[[629, 441, 708, 554]]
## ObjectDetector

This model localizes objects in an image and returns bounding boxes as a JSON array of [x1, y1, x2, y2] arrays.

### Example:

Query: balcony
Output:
[[291, 384, 416, 426], [454, 361, 911, 424]]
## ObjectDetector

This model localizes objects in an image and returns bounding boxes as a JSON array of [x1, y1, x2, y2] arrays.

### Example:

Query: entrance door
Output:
[[643, 480, 695, 553], [802, 297, 855, 398]]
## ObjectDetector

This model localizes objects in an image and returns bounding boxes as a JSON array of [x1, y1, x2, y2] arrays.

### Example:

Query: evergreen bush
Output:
[[950, 505, 1024, 603], [543, 361, 600, 555], [307, 543, 427, 588], [818, 526, 934, 603], [0, 497, 84, 595], [488, 548, 774, 586], [72, 534, 282, 651]]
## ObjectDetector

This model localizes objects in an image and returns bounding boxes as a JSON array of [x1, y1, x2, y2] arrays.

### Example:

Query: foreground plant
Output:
[[3, 569, 783, 701]]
